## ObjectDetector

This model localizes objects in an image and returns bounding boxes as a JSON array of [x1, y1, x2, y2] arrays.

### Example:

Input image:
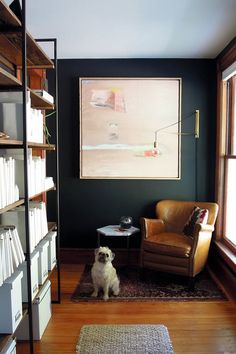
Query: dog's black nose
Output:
[[99, 252, 109, 258]]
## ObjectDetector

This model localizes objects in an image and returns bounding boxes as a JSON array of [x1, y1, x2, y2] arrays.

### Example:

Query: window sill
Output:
[[214, 240, 236, 274]]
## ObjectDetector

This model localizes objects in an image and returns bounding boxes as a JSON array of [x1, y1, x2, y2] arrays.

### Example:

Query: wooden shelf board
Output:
[[0, 69, 54, 109], [0, 187, 56, 214], [48, 221, 57, 232], [0, 189, 56, 215], [0, 0, 21, 27], [0, 139, 55, 150], [0, 199, 24, 215], [24, 32, 54, 68], [30, 90, 54, 110], [0, 138, 22, 146], [0, 67, 21, 86], [0, 1, 54, 68], [0, 33, 54, 69], [29, 143, 56, 151], [30, 186, 56, 200], [29, 142, 55, 150], [0, 334, 12, 354]]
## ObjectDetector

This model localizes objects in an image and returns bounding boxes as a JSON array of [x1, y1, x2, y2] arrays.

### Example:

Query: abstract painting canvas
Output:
[[80, 78, 181, 179]]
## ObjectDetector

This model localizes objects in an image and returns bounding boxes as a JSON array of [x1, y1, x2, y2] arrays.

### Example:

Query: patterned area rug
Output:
[[71, 265, 226, 302], [76, 324, 174, 354]]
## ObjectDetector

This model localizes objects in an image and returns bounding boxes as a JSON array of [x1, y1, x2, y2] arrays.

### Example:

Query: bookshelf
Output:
[[0, 1, 60, 353]]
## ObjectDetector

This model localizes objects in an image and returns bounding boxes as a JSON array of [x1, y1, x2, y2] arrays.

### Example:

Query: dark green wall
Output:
[[47, 59, 216, 248]]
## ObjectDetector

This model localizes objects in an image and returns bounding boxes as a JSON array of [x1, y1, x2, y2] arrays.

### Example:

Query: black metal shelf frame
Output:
[[21, 2, 34, 353], [35, 37, 61, 305]]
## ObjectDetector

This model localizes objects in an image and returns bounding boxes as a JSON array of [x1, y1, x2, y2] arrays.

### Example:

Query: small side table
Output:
[[96, 225, 140, 264]]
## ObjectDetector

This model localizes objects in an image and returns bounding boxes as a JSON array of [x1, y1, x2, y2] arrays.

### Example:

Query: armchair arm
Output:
[[194, 223, 214, 233], [190, 223, 214, 276], [140, 217, 165, 239]]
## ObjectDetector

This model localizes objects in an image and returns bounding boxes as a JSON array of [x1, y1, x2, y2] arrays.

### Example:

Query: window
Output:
[[216, 48, 236, 255], [224, 75, 236, 249]]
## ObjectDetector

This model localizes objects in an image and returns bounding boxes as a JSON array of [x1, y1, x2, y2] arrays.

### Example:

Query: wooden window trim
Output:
[[217, 38, 236, 72], [227, 77, 236, 154], [222, 156, 236, 254], [215, 40, 236, 268], [215, 78, 227, 239]]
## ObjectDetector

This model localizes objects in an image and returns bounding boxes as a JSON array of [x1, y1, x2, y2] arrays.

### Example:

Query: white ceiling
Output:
[[7, 0, 236, 59]]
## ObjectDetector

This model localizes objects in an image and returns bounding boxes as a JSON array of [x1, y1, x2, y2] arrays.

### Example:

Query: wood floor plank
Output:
[[16, 264, 236, 354]]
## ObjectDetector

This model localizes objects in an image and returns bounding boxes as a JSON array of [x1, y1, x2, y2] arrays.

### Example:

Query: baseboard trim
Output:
[[60, 247, 140, 266], [208, 251, 236, 302]]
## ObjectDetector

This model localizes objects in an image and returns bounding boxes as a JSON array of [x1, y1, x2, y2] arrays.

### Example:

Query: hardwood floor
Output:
[[17, 264, 236, 354]]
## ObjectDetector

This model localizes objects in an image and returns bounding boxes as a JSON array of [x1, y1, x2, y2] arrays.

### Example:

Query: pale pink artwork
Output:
[[80, 78, 181, 179]]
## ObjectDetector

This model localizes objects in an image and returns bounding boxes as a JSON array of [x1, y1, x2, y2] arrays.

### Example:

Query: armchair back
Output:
[[155, 200, 218, 233]]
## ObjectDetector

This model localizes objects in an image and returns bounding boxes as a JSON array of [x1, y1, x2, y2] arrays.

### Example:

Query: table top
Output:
[[97, 225, 140, 237]]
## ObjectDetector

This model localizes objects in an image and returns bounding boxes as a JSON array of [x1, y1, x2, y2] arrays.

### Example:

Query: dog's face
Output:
[[94, 246, 115, 264]]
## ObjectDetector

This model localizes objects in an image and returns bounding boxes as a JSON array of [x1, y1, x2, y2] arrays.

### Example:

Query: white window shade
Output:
[[222, 61, 236, 81]]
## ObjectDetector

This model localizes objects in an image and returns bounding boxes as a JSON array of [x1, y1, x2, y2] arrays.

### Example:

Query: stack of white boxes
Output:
[[20, 248, 39, 302], [15, 279, 52, 340], [15, 231, 57, 340], [45, 231, 57, 271], [37, 237, 49, 285], [0, 221, 57, 342], [0, 235, 55, 342], [0, 270, 23, 334]]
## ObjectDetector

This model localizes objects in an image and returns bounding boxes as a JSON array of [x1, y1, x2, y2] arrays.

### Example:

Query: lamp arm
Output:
[[153, 110, 200, 147]]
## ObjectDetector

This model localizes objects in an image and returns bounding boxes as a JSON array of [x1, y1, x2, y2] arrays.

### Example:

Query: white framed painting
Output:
[[79, 77, 181, 179]]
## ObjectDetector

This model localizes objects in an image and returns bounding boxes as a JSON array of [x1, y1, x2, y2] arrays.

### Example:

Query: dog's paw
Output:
[[103, 294, 109, 301], [91, 291, 98, 297], [113, 289, 120, 296]]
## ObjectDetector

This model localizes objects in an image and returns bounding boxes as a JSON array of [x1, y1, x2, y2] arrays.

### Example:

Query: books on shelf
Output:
[[32, 89, 54, 104], [0, 201, 49, 254], [0, 155, 20, 209], [0, 90, 44, 143], [29, 201, 48, 247], [3, 149, 54, 198], [0, 226, 25, 286]]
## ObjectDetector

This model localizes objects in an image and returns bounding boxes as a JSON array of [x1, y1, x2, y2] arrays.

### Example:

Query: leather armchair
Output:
[[140, 200, 218, 283]]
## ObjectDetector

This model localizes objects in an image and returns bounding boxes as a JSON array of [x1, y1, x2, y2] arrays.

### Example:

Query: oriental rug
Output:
[[71, 265, 226, 302], [76, 324, 174, 354]]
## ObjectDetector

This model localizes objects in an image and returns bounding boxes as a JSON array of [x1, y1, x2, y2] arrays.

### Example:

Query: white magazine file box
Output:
[[45, 231, 57, 271], [15, 280, 51, 340], [36, 238, 49, 285], [19, 248, 39, 302], [0, 270, 23, 333]]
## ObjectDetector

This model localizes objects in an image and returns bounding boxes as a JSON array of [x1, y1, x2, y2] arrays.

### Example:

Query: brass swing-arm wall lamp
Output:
[[153, 110, 200, 149]]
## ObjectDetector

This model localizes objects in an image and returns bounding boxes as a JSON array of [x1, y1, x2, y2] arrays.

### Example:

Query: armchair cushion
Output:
[[143, 232, 193, 258], [183, 206, 209, 237]]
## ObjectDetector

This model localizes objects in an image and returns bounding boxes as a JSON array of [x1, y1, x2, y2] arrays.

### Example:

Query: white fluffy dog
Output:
[[91, 246, 120, 300]]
